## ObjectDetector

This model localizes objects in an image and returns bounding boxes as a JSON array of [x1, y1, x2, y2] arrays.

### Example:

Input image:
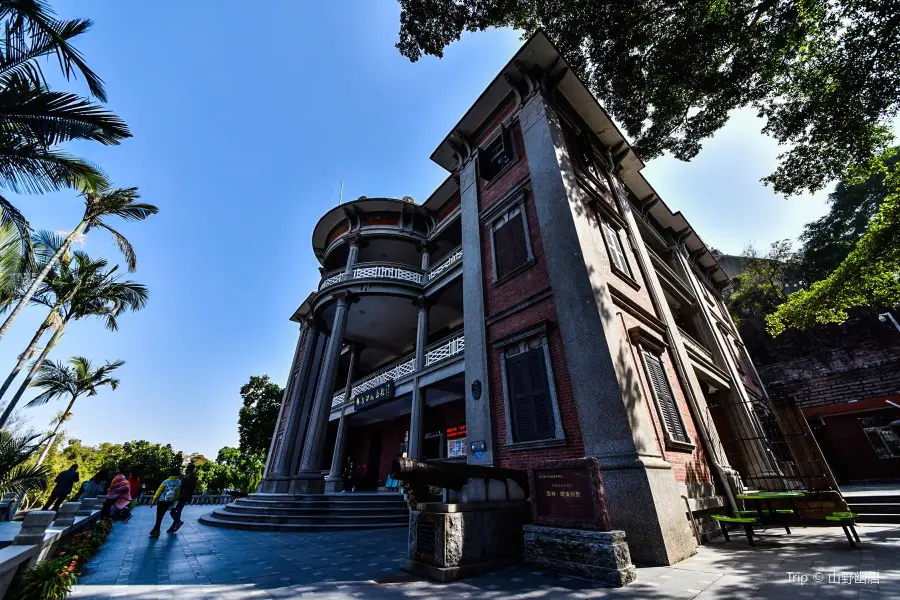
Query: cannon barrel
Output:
[[390, 457, 529, 497]]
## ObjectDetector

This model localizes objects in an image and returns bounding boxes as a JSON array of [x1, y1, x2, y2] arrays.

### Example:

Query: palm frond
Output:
[[94, 220, 136, 270], [0, 193, 31, 257], [0, 429, 49, 495], [0, 140, 105, 193], [0, 2, 106, 100], [0, 85, 130, 145]]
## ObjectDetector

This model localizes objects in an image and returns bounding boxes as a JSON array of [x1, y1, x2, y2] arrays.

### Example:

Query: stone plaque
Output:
[[353, 380, 394, 411], [528, 457, 611, 531], [416, 517, 436, 557]]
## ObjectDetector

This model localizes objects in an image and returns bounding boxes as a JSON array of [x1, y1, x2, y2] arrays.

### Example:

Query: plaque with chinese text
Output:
[[353, 380, 394, 411], [528, 457, 611, 530]]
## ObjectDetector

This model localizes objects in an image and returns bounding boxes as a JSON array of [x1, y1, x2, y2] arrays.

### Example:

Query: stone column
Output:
[[325, 345, 359, 492], [420, 243, 432, 270], [272, 324, 320, 477], [345, 237, 360, 273], [296, 292, 354, 491], [52, 502, 81, 528], [288, 332, 329, 475], [408, 297, 430, 459], [13, 510, 55, 545], [458, 155, 494, 466], [265, 324, 312, 479], [519, 90, 695, 565], [76, 498, 97, 516]]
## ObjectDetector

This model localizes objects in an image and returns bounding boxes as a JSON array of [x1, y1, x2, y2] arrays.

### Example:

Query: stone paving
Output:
[[70, 505, 900, 599]]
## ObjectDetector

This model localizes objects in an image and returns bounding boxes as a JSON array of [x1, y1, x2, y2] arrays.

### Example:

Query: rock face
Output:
[[523, 525, 637, 587], [198, 492, 408, 532]]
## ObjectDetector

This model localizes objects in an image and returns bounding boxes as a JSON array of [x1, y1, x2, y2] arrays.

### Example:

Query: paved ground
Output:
[[71, 505, 900, 599]]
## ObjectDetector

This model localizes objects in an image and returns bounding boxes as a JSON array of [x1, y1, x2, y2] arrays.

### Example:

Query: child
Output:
[[149, 467, 182, 538]]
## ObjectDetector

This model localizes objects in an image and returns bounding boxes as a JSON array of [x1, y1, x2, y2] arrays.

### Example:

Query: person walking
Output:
[[168, 462, 197, 533], [42, 464, 79, 511], [149, 467, 181, 539], [128, 471, 142, 506], [102, 467, 132, 520]]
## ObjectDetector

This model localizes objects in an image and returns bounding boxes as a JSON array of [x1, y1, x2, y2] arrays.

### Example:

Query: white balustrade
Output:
[[424, 334, 465, 366], [352, 264, 423, 284], [427, 247, 463, 281]]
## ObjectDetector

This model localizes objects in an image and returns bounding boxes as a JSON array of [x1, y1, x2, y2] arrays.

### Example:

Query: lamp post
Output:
[[878, 311, 900, 333]]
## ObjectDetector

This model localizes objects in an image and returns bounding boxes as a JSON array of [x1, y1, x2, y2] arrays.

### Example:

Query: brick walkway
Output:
[[71, 505, 900, 599]]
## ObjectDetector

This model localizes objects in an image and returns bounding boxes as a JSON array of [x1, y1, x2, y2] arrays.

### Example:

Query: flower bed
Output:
[[12, 518, 114, 600]]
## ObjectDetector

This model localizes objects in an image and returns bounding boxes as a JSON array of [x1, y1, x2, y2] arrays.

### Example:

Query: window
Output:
[[505, 338, 556, 442], [863, 426, 900, 459], [491, 205, 531, 280], [478, 124, 516, 181], [641, 351, 690, 444], [601, 220, 632, 277]]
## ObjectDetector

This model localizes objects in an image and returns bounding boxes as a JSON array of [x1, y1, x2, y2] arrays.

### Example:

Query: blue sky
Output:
[[1, 1, 834, 458]]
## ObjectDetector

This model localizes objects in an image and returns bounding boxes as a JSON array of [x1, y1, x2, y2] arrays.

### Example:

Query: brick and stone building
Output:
[[251, 32, 819, 565]]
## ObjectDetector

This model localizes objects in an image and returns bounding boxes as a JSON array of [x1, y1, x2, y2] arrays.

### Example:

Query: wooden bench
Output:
[[711, 515, 758, 546], [825, 512, 861, 547]]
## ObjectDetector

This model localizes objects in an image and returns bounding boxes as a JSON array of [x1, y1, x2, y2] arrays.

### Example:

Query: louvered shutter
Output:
[[527, 347, 554, 440], [494, 211, 529, 280], [507, 353, 534, 441], [642, 353, 689, 443]]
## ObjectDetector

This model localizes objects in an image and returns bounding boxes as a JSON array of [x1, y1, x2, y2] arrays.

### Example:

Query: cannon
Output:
[[391, 457, 530, 498]]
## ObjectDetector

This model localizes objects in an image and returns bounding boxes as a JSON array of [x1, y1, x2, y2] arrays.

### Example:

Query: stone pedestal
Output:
[[401, 501, 529, 582], [13, 511, 55, 545], [323, 476, 345, 493], [524, 525, 636, 586], [289, 472, 325, 493], [53, 502, 81, 528], [76, 498, 97, 516]]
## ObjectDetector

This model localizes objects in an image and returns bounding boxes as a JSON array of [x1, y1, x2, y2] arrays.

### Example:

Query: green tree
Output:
[[796, 150, 900, 284], [0, 185, 156, 346], [768, 167, 900, 333], [238, 375, 282, 457], [101, 440, 177, 491], [395, 1, 899, 197], [24, 356, 123, 462]]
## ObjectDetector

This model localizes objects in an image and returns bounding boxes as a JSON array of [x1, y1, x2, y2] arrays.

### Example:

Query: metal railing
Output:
[[319, 251, 462, 293], [332, 332, 465, 408], [678, 326, 714, 361]]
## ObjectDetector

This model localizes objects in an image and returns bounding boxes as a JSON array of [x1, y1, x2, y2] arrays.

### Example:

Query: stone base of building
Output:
[[258, 472, 326, 494], [523, 525, 636, 587], [402, 501, 530, 582], [324, 476, 345, 493]]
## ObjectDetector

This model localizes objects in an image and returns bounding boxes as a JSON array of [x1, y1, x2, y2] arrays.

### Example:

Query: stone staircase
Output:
[[198, 492, 409, 532], [846, 493, 900, 524]]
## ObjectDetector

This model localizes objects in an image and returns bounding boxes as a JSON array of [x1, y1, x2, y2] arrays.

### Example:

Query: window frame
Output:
[[488, 199, 535, 284], [599, 218, 633, 279], [477, 123, 517, 182], [496, 326, 566, 450], [638, 347, 694, 450]]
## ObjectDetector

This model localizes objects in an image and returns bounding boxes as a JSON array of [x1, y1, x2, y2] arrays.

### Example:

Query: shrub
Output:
[[14, 557, 77, 600]]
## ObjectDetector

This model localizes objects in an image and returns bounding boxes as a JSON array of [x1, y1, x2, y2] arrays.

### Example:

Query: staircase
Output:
[[198, 492, 409, 532], [845, 493, 900, 524]]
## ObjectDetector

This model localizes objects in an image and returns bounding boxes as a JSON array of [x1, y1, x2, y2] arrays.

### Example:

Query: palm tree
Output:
[[0, 186, 155, 345], [0, 430, 49, 496], [25, 356, 124, 464], [0, 251, 147, 426], [0, 1, 132, 258]]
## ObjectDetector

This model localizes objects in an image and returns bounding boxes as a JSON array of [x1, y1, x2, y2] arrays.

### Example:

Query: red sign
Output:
[[446, 424, 467, 439]]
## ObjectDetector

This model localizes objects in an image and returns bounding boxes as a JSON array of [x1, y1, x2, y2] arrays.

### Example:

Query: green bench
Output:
[[826, 512, 861, 547], [711, 515, 758, 546], [736, 509, 795, 534]]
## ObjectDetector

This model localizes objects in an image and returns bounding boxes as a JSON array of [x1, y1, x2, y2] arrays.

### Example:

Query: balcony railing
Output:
[[427, 245, 462, 281], [331, 332, 465, 408], [678, 326, 714, 361], [319, 250, 462, 293]]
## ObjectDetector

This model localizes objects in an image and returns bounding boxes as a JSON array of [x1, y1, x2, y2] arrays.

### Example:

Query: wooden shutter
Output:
[[501, 123, 515, 161], [601, 220, 631, 275], [494, 209, 529, 279], [642, 352, 689, 443], [507, 347, 555, 442]]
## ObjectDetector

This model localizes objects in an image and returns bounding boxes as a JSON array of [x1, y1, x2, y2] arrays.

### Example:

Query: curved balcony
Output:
[[318, 246, 462, 294], [331, 332, 465, 408]]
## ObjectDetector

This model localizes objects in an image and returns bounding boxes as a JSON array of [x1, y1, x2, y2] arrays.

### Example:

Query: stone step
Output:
[[844, 494, 900, 504], [247, 493, 402, 502], [233, 498, 406, 510], [210, 509, 409, 526], [198, 513, 408, 532], [223, 504, 408, 517], [854, 514, 900, 524], [846, 503, 900, 514]]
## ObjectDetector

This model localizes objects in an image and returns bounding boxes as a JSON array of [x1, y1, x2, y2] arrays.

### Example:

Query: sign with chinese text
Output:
[[446, 424, 466, 440], [353, 380, 394, 411], [528, 457, 611, 530]]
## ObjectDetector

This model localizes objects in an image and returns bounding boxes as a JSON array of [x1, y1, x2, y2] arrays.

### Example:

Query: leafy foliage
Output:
[[0, 429, 47, 495], [768, 165, 900, 333], [395, 0, 900, 196], [238, 375, 282, 457]]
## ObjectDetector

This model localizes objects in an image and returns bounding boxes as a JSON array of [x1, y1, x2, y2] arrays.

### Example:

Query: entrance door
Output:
[[365, 432, 382, 490]]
